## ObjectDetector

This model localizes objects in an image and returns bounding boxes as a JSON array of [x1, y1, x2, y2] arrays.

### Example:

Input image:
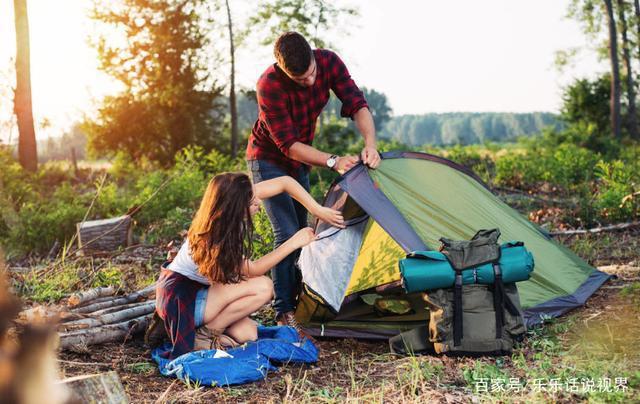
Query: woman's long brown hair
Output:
[[188, 172, 254, 284]]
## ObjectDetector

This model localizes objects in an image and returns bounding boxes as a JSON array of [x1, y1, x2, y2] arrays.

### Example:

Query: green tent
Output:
[[295, 151, 610, 339]]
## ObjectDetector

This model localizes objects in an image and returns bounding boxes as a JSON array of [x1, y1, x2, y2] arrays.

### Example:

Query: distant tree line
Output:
[[378, 113, 561, 146]]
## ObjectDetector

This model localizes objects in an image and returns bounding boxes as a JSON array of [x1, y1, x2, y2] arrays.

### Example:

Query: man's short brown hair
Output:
[[274, 32, 313, 76]]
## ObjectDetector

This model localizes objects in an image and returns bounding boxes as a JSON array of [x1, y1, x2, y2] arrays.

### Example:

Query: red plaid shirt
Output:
[[246, 49, 369, 173]]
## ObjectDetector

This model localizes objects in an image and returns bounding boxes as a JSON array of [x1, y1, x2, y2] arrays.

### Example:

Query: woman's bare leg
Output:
[[224, 317, 258, 343], [202, 276, 272, 332]]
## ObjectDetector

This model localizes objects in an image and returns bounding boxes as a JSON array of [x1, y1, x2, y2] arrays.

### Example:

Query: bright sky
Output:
[[0, 0, 605, 140]]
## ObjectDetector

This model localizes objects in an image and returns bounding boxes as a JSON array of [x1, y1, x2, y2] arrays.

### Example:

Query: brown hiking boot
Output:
[[144, 312, 168, 348], [193, 327, 239, 351], [276, 311, 314, 342]]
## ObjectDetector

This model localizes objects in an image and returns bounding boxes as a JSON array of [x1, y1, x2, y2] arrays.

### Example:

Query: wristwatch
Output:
[[326, 155, 339, 170]]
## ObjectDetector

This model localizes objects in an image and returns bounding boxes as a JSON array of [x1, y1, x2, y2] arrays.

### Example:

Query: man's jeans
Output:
[[248, 160, 310, 316]]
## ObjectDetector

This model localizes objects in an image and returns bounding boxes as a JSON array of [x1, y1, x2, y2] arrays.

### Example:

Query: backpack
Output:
[[390, 229, 529, 356]]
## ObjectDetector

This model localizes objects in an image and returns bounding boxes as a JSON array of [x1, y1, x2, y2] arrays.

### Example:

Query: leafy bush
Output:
[[5, 183, 88, 257], [494, 141, 599, 190], [0, 144, 257, 259], [442, 145, 496, 184], [252, 208, 275, 259], [594, 160, 639, 221]]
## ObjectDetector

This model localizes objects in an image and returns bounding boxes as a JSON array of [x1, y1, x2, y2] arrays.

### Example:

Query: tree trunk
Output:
[[605, 0, 623, 138], [13, 0, 38, 171], [76, 215, 133, 254], [634, 0, 640, 58], [617, 0, 639, 138], [226, 0, 239, 157], [61, 371, 128, 403]]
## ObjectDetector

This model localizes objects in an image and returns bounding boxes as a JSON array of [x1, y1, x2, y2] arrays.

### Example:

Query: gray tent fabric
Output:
[[298, 219, 368, 312], [523, 269, 611, 326], [338, 165, 426, 252]]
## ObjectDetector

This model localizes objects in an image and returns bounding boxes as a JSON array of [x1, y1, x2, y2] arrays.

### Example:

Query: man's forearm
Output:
[[354, 107, 376, 147], [288, 142, 333, 167]]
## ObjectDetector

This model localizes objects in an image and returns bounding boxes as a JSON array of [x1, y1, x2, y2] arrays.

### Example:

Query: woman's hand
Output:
[[314, 206, 345, 228], [291, 227, 317, 249]]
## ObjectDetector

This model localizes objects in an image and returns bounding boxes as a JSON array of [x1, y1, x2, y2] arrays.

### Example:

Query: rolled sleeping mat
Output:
[[399, 242, 534, 293]]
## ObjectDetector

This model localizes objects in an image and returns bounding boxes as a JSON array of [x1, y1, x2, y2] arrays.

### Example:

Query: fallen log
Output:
[[68, 286, 115, 307], [58, 300, 154, 324], [549, 221, 640, 236], [60, 301, 155, 331], [76, 295, 117, 307], [88, 299, 154, 317], [498, 192, 577, 207], [59, 371, 128, 403], [59, 313, 152, 350], [71, 284, 155, 314]]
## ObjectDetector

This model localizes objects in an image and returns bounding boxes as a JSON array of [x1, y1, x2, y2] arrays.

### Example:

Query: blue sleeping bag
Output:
[[152, 326, 318, 387], [400, 242, 534, 293]]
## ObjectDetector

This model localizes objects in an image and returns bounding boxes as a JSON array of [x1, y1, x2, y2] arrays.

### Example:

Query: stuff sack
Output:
[[424, 283, 526, 355]]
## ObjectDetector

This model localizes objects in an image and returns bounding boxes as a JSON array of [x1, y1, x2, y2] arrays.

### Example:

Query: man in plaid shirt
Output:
[[247, 32, 380, 334]]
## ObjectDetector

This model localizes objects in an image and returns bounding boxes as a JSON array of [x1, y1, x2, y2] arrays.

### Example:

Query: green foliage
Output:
[[125, 361, 156, 375], [620, 282, 640, 306], [322, 88, 393, 131], [560, 75, 610, 137], [494, 141, 599, 190], [313, 117, 358, 156], [594, 159, 639, 221], [252, 208, 275, 259], [22, 268, 78, 302], [247, 0, 358, 49], [462, 360, 510, 392], [85, 0, 225, 164], [6, 183, 87, 257], [441, 145, 496, 184], [92, 264, 125, 289], [0, 146, 36, 207], [0, 145, 248, 259]]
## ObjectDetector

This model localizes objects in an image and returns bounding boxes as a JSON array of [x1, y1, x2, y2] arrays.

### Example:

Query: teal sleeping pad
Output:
[[399, 242, 534, 293]]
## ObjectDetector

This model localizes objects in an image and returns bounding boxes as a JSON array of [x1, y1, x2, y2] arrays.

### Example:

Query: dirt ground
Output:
[[53, 230, 640, 403]]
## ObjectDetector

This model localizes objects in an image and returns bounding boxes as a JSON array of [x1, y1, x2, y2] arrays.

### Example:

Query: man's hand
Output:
[[360, 145, 381, 169], [335, 155, 359, 174], [313, 206, 345, 228]]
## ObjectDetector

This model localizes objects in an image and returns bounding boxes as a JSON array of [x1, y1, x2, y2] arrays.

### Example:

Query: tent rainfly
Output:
[[295, 151, 610, 339]]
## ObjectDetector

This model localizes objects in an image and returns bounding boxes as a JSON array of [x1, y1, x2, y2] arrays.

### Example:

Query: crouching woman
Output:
[[151, 172, 343, 357]]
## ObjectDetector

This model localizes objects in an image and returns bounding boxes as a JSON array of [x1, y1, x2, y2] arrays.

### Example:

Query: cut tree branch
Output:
[[59, 313, 152, 350], [60, 301, 155, 332], [71, 284, 155, 314], [549, 221, 640, 236], [68, 286, 115, 307]]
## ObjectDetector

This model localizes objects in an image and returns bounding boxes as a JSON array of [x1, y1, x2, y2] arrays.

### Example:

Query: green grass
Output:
[[125, 361, 156, 375], [18, 261, 125, 302]]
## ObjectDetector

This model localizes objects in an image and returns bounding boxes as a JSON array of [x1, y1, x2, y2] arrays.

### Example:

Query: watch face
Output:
[[327, 157, 336, 168]]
